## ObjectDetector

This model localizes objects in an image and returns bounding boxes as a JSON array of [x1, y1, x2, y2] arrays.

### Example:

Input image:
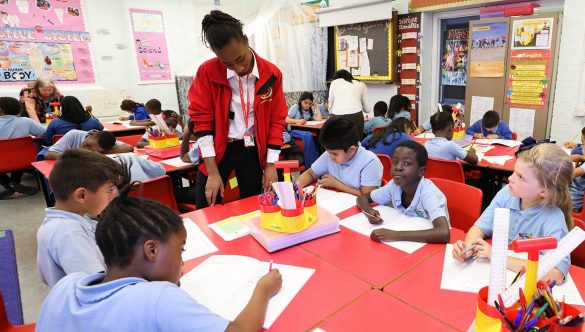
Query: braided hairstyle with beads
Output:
[[95, 185, 183, 268], [201, 10, 246, 51]]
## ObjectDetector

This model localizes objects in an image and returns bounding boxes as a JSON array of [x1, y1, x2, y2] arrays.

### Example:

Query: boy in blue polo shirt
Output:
[[0, 96, 46, 199], [363, 101, 390, 135], [424, 111, 478, 164], [44, 129, 134, 160], [37, 149, 128, 287], [357, 140, 450, 244], [297, 117, 383, 196], [466, 110, 513, 139]]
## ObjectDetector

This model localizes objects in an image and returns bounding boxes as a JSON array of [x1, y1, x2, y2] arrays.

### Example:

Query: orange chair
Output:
[[425, 157, 465, 183], [430, 178, 482, 232], [116, 134, 144, 146], [51, 134, 64, 144], [129, 175, 179, 212], [572, 218, 585, 268], [0, 293, 34, 332], [376, 154, 392, 183]]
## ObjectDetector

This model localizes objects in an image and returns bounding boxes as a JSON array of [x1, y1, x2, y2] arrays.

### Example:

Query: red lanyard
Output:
[[237, 74, 251, 131]]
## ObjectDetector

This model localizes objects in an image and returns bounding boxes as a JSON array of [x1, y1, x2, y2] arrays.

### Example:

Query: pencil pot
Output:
[[475, 286, 505, 332], [165, 133, 180, 147], [550, 304, 583, 332], [149, 136, 167, 149], [303, 196, 318, 224], [260, 203, 281, 230]]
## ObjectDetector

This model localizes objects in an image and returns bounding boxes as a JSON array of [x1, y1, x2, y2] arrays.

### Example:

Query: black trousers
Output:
[[0, 172, 23, 189], [195, 140, 263, 209]]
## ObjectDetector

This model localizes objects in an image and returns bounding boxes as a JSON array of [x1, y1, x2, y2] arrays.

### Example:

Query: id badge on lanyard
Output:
[[238, 75, 255, 148]]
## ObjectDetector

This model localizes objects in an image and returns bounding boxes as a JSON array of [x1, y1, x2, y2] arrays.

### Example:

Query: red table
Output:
[[101, 121, 147, 136]]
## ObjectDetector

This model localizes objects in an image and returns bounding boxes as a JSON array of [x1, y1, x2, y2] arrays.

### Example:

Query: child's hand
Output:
[[565, 141, 578, 149], [257, 269, 282, 297], [370, 228, 397, 242], [452, 240, 475, 261], [317, 174, 341, 190], [473, 238, 492, 260], [85, 105, 93, 113], [365, 209, 383, 225], [486, 134, 499, 139], [119, 116, 129, 121], [413, 128, 422, 135], [473, 133, 484, 139], [299, 119, 307, 125]]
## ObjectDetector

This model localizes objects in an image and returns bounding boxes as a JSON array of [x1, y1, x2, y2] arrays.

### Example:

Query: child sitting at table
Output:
[[356, 140, 450, 244], [387, 94, 411, 121], [37, 149, 128, 287], [285, 92, 320, 167], [452, 143, 573, 284], [36, 191, 282, 331], [44, 129, 134, 160], [424, 111, 478, 164], [119, 99, 150, 126], [413, 103, 453, 136], [362, 117, 412, 157], [297, 117, 383, 196], [568, 127, 585, 212], [465, 110, 513, 139], [363, 101, 390, 135], [286, 92, 323, 125], [0, 96, 46, 199], [137, 110, 184, 148]]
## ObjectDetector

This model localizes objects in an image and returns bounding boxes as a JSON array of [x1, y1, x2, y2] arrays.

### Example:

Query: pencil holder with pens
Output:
[[259, 196, 318, 233], [148, 133, 180, 149]]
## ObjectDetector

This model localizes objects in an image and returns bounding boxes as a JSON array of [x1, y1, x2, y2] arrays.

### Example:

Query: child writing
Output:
[[0, 96, 46, 199], [356, 140, 450, 244], [137, 110, 184, 148], [424, 111, 478, 164], [363, 101, 390, 135], [36, 193, 282, 331], [362, 117, 412, 157], [466, 110, 513, 139], [297, 117, 383, 196], [286, 92, 322, 125], [119, 99, 150, 126], [413, 103, 453, 136], [452, 144, 573, 283], [36, 149, 127, 287]]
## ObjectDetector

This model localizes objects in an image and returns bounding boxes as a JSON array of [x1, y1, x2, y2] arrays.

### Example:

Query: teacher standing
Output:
[[328, 69, 369, 136], [188, 10, 287, 209]]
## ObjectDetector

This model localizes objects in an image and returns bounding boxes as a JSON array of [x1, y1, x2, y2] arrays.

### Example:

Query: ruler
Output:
[[488, 208, 510, 306], [501, 227, 585, 307]]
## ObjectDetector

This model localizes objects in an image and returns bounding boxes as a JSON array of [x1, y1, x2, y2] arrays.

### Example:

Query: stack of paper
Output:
[[182, 218, 218, 261], [181, 255, 315, 329], [475, 138, 522, 148], [208, 211, 261, 241], [249, 206, 340, 252], [305, 186, 357, 215]]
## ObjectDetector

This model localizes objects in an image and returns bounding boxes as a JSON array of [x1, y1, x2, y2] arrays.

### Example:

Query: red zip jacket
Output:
[[188, 50, 287, 176]]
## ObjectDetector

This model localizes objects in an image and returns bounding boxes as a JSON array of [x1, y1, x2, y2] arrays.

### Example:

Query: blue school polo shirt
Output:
[[110, 154, 166, 182], [0, 115, 46, 138], [370, 177, 449, 223], [288, 104, 314, 121], [475, 185, 570, 276], [391, 110, 411, 121], [424, 137, 467, 161], [362, 132, 412, 157], [36, 272, 229, 331], [310, 145, 383, 189], [128, 105, 149, 121], [36, 209, 105, 287], [571, 163, 585, 212], [48, 129, 123, 155], [44, 117, 104, 145], [465, 120, 513, 140], [363, 116, 391, 135]]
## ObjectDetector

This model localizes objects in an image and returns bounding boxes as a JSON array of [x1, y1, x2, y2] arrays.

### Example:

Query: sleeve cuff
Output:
[[197, 135, 216, 158], [267, 149, 280, 163]]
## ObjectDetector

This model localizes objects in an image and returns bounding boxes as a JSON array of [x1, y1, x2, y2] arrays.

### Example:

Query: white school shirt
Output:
[[197, 51, 280, 163], [328, 79, 370, 116]]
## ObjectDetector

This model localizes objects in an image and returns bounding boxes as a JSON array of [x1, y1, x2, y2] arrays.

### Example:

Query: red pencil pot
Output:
[[281, 201, 303, 218], [550, 304, 583, 332]]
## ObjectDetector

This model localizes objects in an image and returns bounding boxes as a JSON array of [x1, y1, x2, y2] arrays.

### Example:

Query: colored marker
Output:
[[269, 259, 273, 272]]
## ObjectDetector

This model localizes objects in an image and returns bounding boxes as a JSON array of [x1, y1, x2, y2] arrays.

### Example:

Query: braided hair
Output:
[[96, 184, 183, 268], [201, 10, 246, 50]]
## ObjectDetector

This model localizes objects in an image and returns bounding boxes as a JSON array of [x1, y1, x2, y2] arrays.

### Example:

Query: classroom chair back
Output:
[[116, 134, 143, 146], [0, 292, 34, 332], [0, 136, 38, 173], [376, 154, 393, 183], [51, 134, 64, 144], [572, 218, 585, 268], [511, 132, 518, 140], [425, 157, 465, 183], [573, 198, 585, 221], [129, 175, 179, 212], [429, 178, 482, 232]]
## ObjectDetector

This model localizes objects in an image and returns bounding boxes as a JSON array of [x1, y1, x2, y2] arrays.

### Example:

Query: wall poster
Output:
[[507, 50, 550, 108], [512, 18, 553, 50], [441, 27, 468, 86], [469, 21, 507, 78]]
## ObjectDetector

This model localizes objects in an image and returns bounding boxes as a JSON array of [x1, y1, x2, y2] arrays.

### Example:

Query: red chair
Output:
[[116, 134, 144, 146], [129, 175, 179, 212], [51, 134, 64, 144], [425, 157, 465, 183], [511, 132, 518, 140], [0, 136, 40, 189], [572, 218, 585, 268], [376, 154, 392, 183], [573, 197, 585, 221], [0, 293, 34, 332], [430, 178, 482, 232]]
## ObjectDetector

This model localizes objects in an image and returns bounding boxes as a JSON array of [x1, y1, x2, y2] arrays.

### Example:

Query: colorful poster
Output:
[[129, 8, 172, 83], [441, 28, 468, 86], [512, 18, 554, 50], [507, 50, 550, 108], [470, 22, 508, 78], [0, 0, 94, 85]]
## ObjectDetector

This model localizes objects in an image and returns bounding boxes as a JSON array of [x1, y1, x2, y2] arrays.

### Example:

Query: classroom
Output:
[[3, 0, 585, 330]]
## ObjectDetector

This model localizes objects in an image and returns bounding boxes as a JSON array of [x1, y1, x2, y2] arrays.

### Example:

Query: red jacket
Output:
[[188, 51, 287, 176]]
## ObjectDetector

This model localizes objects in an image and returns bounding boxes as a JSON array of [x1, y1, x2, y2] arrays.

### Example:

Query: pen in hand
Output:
[[460, 243, 477, 259], [269, 259, 273, 272], [362, 210, 384, 223]]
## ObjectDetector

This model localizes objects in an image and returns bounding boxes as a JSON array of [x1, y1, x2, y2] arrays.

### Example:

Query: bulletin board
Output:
[[0, 0, 95, 85], [334, 18, 397, 81]]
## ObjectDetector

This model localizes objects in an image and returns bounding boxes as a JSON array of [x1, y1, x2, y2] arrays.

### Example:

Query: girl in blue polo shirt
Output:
[[37, 192, 282, 331], [452, 143, 573, 284], [119, 99, 149, 124], [357, 140, 450, 244], [362, 117, 412, 158], [424, 111, 478, 164]]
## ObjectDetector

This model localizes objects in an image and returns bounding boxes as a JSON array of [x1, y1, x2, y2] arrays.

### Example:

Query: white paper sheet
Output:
[[305, 120, 326, 126], [182, 218, 218, 261], [208, 211, 260, 241], [359, 37, 367, 51], [509, 108, 535, 141], [159, 156, 193, 167], [464, 144, 494, 154], [440, 244, 585, 305], [415, 132, 435, 139], [470, 96, 495, 125], [346, 35, 358, 51], [474, 138, 522, 148], [103, 120, 146, 129], [367, 38, 374, 50], [482, 155, 514, 165], [339, 205, 433, 254], [305, 186, 357, 215], [180, 255, 315, 329]]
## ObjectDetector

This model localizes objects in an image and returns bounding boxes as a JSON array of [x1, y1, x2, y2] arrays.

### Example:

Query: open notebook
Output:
[[180, 255, 314, 329]]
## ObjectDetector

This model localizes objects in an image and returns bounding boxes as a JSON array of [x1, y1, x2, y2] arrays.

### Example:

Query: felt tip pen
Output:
[[269, 259, 273, 272]]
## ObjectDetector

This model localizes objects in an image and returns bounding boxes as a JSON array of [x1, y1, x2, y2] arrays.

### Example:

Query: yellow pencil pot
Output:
[[259, 197, 318, 233], [149, 136, 167, 149], [165, 133, 180, 147]]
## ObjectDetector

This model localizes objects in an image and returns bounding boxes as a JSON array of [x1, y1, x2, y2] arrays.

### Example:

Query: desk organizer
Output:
[[453, 128, 465, 140], [259, 196, 317, 233], [147, 133, 179, 149]]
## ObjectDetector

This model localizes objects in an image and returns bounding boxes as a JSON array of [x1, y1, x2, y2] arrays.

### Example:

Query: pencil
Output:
[[362, 210, 383, 222], [269, 259, 273, 272]]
